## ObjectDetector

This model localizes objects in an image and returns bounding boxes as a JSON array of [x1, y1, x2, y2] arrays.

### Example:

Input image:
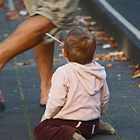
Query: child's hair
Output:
[[64, 28, 96, 64]]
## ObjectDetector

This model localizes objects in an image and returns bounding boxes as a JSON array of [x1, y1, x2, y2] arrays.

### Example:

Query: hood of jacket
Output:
[[68, 61, 106, 96]]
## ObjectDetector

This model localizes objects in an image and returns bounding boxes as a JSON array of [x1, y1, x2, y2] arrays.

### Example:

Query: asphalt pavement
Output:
[[0, 1, 140, 140]]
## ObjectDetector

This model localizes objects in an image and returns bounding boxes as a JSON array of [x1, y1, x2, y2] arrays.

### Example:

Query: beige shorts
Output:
[[24, 0, 79, 42]]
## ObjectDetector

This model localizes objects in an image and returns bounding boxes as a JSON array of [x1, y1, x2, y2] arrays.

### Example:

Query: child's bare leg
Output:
[[98, 120, 115, 135], [33, 42, 54, 105]]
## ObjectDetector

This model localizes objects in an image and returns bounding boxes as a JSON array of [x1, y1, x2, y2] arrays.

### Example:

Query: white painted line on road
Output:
[[99, 0, 140, 40]]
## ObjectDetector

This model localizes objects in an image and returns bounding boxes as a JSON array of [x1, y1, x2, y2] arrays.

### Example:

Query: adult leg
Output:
[[0, 15, 54, 70], [33, 42, 54, 105]]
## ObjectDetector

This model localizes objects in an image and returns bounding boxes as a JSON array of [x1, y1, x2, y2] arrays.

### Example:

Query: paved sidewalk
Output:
[[0, 1, 140, 140]]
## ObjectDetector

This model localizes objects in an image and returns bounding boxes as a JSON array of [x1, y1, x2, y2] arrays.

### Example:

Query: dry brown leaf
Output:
[[107, 37, 117, 48], [6, 11, 19, 20], [131, 69, 140, 78], [128, 64, 139, 69], [94, 53, 111, 61], [90, 21, 96, 26], [129, 64, 140, 78], [74, 15, 97, 27], [74, 16, 90, 26], [16, 61, 31, 66], [109, 51, 127, 61], [106, 63, 113, 68], [95, 51, 127, 61]]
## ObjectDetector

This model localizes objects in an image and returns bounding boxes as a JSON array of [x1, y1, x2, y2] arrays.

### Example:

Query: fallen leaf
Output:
[[74, 15, 97, 27], [128, 64, 139, 69], [94, 53, 111, 61], [16, 61, 31, 66], [132, 73, 140, 78], [94, 51, 127, 61], [90, 21, 96, 26], [138, 83, 140, 88], [6, 11, 19, 20], [106, 63, 113, 68], [131, 69, 140, 78]]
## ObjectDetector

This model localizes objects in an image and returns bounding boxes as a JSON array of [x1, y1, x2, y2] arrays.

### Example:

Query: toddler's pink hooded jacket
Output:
[[42, 61, 110, 121]]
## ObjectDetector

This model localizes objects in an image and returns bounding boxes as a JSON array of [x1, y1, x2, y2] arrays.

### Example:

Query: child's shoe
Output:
[[72, 132, 86, 140], [98, 120, 115, 135], [0, 91, 5, 111]]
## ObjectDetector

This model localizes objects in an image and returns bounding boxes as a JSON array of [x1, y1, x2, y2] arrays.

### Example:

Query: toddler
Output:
[[34, 28, 115, 140]]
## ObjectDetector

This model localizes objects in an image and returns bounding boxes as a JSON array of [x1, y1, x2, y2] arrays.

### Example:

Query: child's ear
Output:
[[62, 48, 67, 58]]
